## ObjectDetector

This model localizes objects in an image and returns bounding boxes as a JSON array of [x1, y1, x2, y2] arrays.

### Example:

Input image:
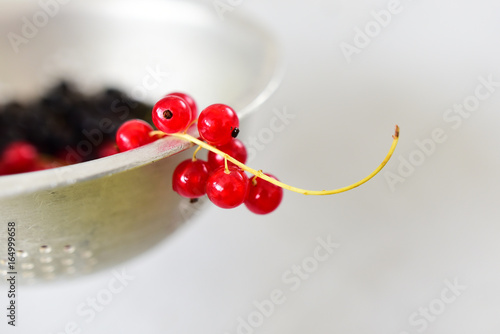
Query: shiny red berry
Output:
[[116, 119, 155, 152], [206, 166, 248, 209], [207, 138, 247, 171], [166, 92, 198, 120], [1, 141, 39, 174], [198, 104, 239, 146], [172, 159, 210, 198], [152, 96, 192, 134], [245, 173, 283, 214]]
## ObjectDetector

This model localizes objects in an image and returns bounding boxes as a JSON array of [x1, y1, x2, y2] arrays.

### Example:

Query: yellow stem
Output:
[[192, 145, 202, 161], [223, 155, 230, 174], [167, 125, 400, 196], [149, 130, 167, 138], [183, 118, 198, 133]]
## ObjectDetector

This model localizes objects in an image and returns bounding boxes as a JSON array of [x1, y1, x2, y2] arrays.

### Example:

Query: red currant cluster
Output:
[[1, 84, 399, 213], [116, 92, 283, 214]]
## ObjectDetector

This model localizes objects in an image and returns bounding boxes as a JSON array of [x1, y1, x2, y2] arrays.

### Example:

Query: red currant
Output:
[[0, 162, 8, 176], [207, 138, 247, 171], [116, 119, 155, 152], [166, 92, 198, 120], [245, 173, 283, 214], [97, 141, 119, 158], [152, 96, 192, 134], [172, 159, 210, 198], [206, 166, 248, 209], [32, 157, 64, 172], [1, 141, 39, 174], [198, 104, 239, 146]]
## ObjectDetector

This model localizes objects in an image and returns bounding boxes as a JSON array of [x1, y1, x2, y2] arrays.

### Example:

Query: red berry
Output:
[[32, 157, 64, 171], [97, 141, 119, 158], [172, 159, 210, 198], [245, 173, 283, 214], [56, 148, 83, 165], [206, 166, 248, 209], [152, 96, 192, 134], [116, 119, 155, 152], [166, 92, 198, 120], [198, 104, 239, 146], [0, 162, 9, 176], [207, 139, 247, 171], [1, 141, 39, 174]]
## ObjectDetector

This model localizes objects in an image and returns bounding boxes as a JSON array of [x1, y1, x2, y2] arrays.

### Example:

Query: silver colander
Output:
[[0, 0, 283, 283]]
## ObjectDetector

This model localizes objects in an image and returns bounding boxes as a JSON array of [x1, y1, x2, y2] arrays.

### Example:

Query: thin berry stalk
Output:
[[154, 125, 400, 196]]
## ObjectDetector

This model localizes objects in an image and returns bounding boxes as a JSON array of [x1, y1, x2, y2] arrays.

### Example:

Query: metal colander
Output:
[[0, 0, 283, 283]]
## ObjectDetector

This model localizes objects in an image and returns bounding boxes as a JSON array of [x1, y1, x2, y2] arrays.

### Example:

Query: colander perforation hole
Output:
[[40, 256, 53, 264], [41, 265, 55, 273], [61, 258, 74, 266], [81, 250, 93, 259], [17, 250, 28, 258], [63, 245, 75, 254], [21, 263, 34, 270], [39, 245, 52, 254]]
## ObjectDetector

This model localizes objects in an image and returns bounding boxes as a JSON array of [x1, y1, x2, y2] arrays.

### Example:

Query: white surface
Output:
[[4, 0, 500, 333]]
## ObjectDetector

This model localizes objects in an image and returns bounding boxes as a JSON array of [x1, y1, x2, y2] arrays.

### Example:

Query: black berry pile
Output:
[[0, 82, 153, 175]]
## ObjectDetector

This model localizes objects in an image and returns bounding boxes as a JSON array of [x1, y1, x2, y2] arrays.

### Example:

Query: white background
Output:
[[4, 0, 500, 333]]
